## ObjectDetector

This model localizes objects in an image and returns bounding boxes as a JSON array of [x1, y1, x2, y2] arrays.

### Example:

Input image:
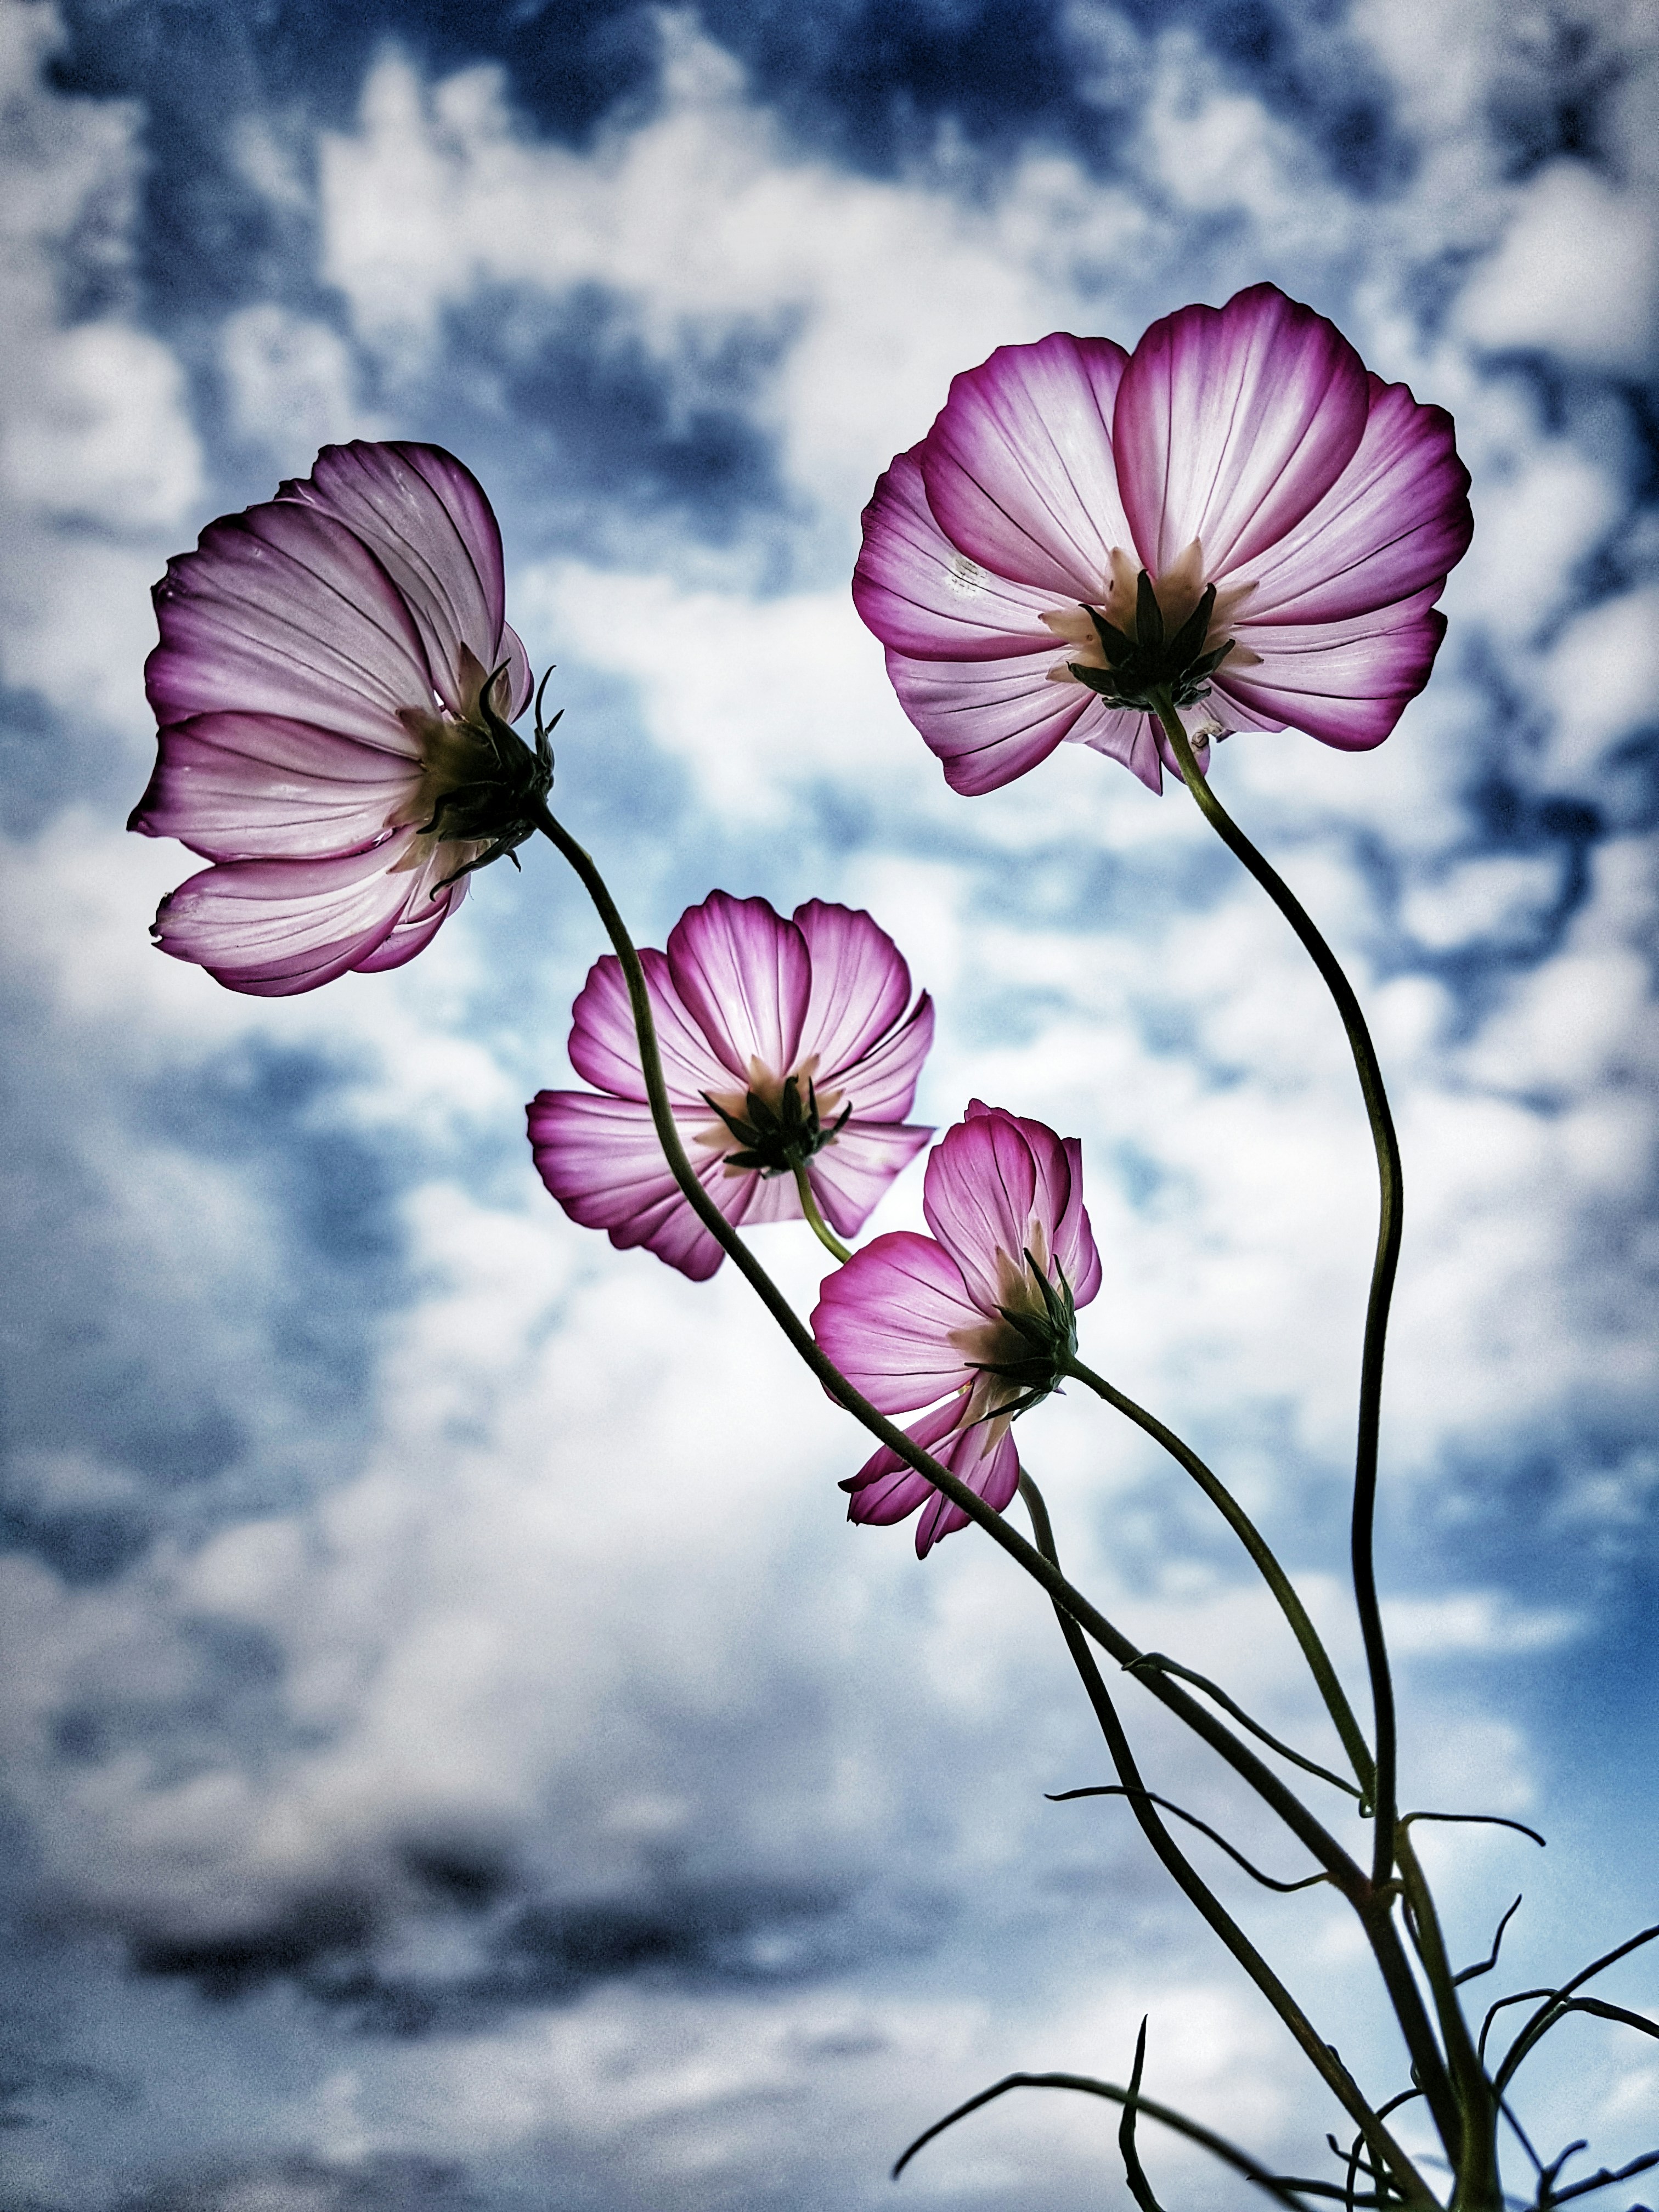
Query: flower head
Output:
[[130, 441, 549, 994], [812, 1101, 1102, 1555], [853, 284, 1472, 796], [528, 891, 935, 1281]]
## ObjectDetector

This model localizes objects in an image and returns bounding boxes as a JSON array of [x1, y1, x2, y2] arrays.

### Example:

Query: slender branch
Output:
[[1395, 1824, 1489, 2195], [790, 1160, 853, 1262], [1454, 1898, 1523, 1987], [1120, 2019, 1169, 2212], [1493, 1923, 1659, 2094], [891, 2069, 1357, 2203], [1065, 1354, 1373, 1796], [1544, 2149, 1659, 2207], [1402, 1812, 1547, 1849], [1127, 1652, 1361, 1798], [1046, 1784, 1330, 1893], [534, 805, 1455, 2165], [1151, 699, 1404, 1895], [1019, 1474, 1435, 2204], [532, 807, 1356, 1877]]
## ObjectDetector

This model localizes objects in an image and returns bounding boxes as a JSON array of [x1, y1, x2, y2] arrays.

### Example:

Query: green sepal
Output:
[[1067, 573, 1234, 714]]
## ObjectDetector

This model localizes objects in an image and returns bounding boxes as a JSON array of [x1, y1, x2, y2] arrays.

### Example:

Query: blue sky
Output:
[[2, 0, 1657, 2205]]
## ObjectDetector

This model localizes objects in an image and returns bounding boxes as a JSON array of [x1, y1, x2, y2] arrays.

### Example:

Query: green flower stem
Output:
[[1017, 1473, 1434, 2211], [1149, 695, 1403, 1896], [534, 804, 1457, 2165], [895, 2070, 1376, 2205], [1063, 1353, 1374, 1799], [1395, 1825, 1499, 2210], [535, 808, 1356, 1861], [790, 1159, 854, 1263]]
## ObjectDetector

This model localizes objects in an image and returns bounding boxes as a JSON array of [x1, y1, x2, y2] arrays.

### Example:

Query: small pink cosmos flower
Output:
[[130, 441, 549, 995], [854, 283, 1472, 797], [527, 891, 935, 1282], [812, 1101, 1102, 1556]]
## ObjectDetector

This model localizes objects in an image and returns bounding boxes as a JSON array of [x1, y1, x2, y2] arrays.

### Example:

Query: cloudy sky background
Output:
[[2, 0, 1657, 2204]]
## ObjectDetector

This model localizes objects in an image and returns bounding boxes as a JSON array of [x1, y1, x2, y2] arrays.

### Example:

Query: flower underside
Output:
[[960, 1248, 1079, 1421], [702, 1070, 851, 1177], [1063, 566, 1236, 714], [403, 663, 558, 893]]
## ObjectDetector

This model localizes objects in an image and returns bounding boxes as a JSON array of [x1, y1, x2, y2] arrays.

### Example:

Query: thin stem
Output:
[[893, 2069, 1349, 2204], [1126, 1652, 1361, 1799], [1065, 1353, 1374, 1798], [790, 1159, 853, 1262], [1150, 698, 1403, 1893], [1046, 1783, 1331, 1893], [1395, 1824, 1489, 2199], [532, 808, 1352, 1878], [533, 805, 1457, 2160], [1018, 1474, 1432, 2208]]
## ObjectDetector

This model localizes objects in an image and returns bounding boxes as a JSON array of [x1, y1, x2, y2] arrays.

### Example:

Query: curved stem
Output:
[[894, 2070, 1348, 2203], [790, 1159, 853, 1263], [533, 805, 1457, 2159], [1018, 1474, 1432, 2208], [1065, 1353, 1374, 1798], [1150, 699, 1403, 1893], [533, 809, 1349, 1869]]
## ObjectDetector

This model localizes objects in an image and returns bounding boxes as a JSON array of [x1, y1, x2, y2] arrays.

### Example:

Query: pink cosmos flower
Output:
[[527, 891, 935, 1282], [129, 441, 549, 995], [812, 1101, 1102, 1556], [853, 283, 1472, 797]]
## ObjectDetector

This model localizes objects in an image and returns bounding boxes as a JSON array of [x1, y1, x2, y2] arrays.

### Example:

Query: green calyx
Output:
[[1068, 569, 1234, 713], [968, 1250, 1079, 1419], [702, 1074, 852, 1178], [424, 664, 560, 892]]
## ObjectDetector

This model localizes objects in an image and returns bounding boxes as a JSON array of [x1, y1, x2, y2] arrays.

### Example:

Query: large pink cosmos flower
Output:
[[130, 441, 549, 995], [854, 284, 1472, 797], [528, 891, 935, 1281], [812, 1101, 1102, 1556]]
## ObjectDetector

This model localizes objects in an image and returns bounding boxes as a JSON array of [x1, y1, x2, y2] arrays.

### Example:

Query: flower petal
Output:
[[128, 712, 421, 862], [281, 442, 530, 718], [1115, 285, 1370, 579], [353, 847, 471, 973], [811, 1229, 984, 1412], [922, 1107, 1042, 1312], [918, 334, 1134, 597], [665, 891, 811, 1085], [149, 836, 443, 996], [883, 642, 1164, 795], [853, 449, 1074, 663], [824, 994, 935, 1122], [145, 500, 432, 746], [842, 1398, 1021, 1558], [1235, 375, 1474, 624], [1217, 589, 1448, 749], [808, 1120, 934, 1238], [793, 899, 915, 1073], [526, 1092, 744, 1282], [566, 947, 736, 1107], [955, 1103, 1102, 1307]]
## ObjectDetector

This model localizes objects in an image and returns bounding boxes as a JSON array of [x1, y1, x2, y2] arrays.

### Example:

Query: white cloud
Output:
[[7, 3, 1659, 2203], [1459, 159, 1659, 373]]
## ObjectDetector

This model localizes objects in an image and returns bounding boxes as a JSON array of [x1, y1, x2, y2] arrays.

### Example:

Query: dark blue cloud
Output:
[[115, 2152, 487, 2210], [125, 1867, 946, 2033], [400, 284, 795, 565], [0, 1033, 417, 1585]]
